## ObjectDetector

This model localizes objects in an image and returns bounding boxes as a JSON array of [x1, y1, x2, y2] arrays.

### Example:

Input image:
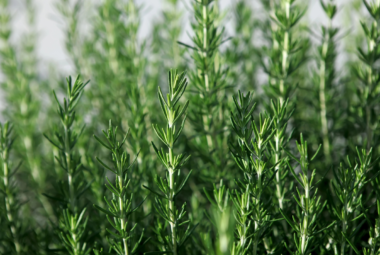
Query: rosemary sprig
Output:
[[0, 122, 24, 254], [261, 0, 308, 104], [230, 91, 275, 254], [180, 0, 230, 181], [352, 0, 380, 152], [282, 135, 334, 254], [329, 148, 373, 254], [94, 121, 147, 254], [44, 76, 90, 255], [144, 70, 194, 254]]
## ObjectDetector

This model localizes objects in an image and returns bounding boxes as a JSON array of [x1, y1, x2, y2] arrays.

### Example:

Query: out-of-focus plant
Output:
[[179, 0, 231, 182], [0, 122, 26, 254]]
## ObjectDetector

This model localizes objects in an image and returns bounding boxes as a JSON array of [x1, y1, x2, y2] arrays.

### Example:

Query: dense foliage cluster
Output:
[[1, 0, 380, 254]]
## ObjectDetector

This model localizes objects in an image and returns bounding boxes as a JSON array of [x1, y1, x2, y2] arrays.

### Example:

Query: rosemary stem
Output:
[[201, 1, 213, 149], [3, 148, 21, 254], [319, 31, 331, 163], [275, 133, 283, 209], [65, 124, 76, 213], [279, 1, 290, 104], [118, 173, 129, 255], [340, 202, 347, 255], [301, 186, 310, 255], [168, 146, 177, 255]]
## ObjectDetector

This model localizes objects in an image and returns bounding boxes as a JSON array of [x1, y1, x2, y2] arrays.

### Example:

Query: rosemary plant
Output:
[[144, 70, 194, 254], [0, 122, 24, 254], [269, 99, 292, 211], [281, 135, 334, 254], [225, 0, 259, 92], [55, 0, 87, 75], [364, 175, 380, 255], [94, 121, 147, 254], [329, 148, 373, 254], [230, 91, 276, 254], [180, 0, 230, 181], [0, 0, 44, 195], [314, 0, 339, 164], [2, 0, 380, 253], [352, 0, 380, 151], [203, 180, 235, 255], [261, 0, 308, 104], [44, 76, 90, 255], [90, 0, 152, 204]]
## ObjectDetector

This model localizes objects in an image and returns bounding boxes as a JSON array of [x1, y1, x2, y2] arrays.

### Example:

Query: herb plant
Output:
[[44, 76, 90, 255], [0, 122, 25, 254], [94, 122, 147, 254], [1, 0, 380, 254]]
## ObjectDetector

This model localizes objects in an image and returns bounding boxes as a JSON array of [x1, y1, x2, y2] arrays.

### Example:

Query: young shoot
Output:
[[94, 121, 147, 254], [44, 76, 90, 255], [144, 70, 194, 255]]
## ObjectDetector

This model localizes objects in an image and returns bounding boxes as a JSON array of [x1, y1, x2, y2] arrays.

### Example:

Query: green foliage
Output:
[[309, 0, 341, 167], [145, 70, 194, 255], [1, 0, 380, 254], [0, 122, 25, 254], [261, 0, 308, 103], [329, 149, 374, 254], [230, 91, 276, 254], [351, 0, 380, 151], [94, 122, 147, 254], [282, 135, 334, 254], [44, 76, 90, 254], [180, 0, 231, 183]]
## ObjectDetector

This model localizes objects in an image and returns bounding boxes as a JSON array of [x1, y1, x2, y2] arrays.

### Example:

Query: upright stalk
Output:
[[45, 76, 90, 255], [168, 147, 177, 254], [365, 27, 375, 152], [118, 173, 129, 255], [179, 0, 230, 182], [1, 123, 21, 254], [279, 1, 290, 103], [201, 1, 213, 148], [271, 100, 291, 211], [146, 70, 194, 254], [319, 37, 330, 160], [94, 122, 146, 255], [317, 0, 339, 164], [281, 134, 334, 254], [168, 192, 177, 253], [230, 91, 275, 254], [354, 0, 380, 152], [262, 0, 306, 104]]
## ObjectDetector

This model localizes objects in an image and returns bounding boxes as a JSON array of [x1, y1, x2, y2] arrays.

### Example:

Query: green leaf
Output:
[[174, 170, 193, 198], [94, 135, 112, 150], [342, 231, 360, 254], [279, 209, 298, 232], [94, 204, 117, 218], [96, 157, 116, 174], [142, 185, 167, 200]]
